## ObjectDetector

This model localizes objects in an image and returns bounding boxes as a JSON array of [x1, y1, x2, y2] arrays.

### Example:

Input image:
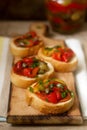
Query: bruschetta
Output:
[[10, 31, 43, 57], [38, 45, 78, 72], [11, 56, 54, 89], [26, 78, 74, 114], [29, 22, 48, 36]]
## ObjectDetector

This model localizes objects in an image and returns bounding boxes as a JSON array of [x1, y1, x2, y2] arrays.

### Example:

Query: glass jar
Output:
[[45, 0, 87, 34]]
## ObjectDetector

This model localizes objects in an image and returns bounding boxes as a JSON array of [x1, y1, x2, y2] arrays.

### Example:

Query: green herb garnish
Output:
[[31, 59, 39, 68], [38, 80, 43, 86], [49, 84, 54, 88], [54, 45, 61, 48], [61, 91, 67, 98], [22, 39, 29, 44], [45, 47, 53, 51], [29, 87, 34, 93]]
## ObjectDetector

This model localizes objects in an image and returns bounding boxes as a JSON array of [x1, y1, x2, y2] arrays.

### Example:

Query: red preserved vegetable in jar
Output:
[[45, 0, 87, 34]]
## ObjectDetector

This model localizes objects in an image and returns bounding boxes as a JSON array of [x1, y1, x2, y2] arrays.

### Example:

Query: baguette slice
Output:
[[11, 60, 54, 89], [29, 22, 48, 36], [26, 80, 74, 114], [38, 47, 78, 72], [10, 34, 43, 58]]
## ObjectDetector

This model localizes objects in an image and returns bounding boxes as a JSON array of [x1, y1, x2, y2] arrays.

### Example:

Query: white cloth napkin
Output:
[[0, 37, 10, 96], [0, 37, 12, 121], [65, 38, 87, 120]]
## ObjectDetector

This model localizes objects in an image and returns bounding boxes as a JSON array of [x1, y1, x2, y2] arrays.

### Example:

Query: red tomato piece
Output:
[[62, 52, 69, 62], [33, 40, 39, 45], [31, 67, 39, 78], [47, 92, 58, 103], [52, 52, 62, 61], [55, 91, 62, 101], [22, 68, 32, 77], [27, 40, 34, 47], [62, 49, 74, 62], [36, 93, 47, 101], [14, 60, 23, 72], [53, 87, 62, 101], [29, 31, 37, 37], [23, 57, 33, 64]]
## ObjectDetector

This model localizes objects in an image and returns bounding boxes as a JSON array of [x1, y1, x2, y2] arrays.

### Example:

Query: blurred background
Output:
[[0, 0, 46, 20], [0, 0, 87, 21]]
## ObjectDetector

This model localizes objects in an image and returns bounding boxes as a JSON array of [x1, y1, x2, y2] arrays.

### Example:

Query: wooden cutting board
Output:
[[7, 36, 83, 125], [7, 72, 83, 125]]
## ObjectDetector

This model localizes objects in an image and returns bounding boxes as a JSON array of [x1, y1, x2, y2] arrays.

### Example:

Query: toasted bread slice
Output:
[[38, 47, 78, 72], [26, 79, 74, 114], [10, 33, 43, 58], [29, 22, 48, 36], [11, 59, 54, 89]]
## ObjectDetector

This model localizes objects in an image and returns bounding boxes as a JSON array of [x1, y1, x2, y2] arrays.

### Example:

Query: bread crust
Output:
[[29, 22, 48, 36], [38, 48, 78, 72], [11, 61, 54, 89], [10, 37, 43, 57], [26, 83, 74, 114]]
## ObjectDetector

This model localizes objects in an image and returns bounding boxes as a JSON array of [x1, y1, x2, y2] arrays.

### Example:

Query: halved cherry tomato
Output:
[[29, 31, 37, 37], [53, 87, 62, 101], [22, 67, 39, 78], [23, 57, 33, 64], [31, 67, 39, 78], [62, 52, 69, 62], [47, 91, 58, 103], [52, 52, 62, 61], [33, 40, 39, 45], [36, 92, 47, 101], [36, 91, 58, 103], [22, 68, 32, 77], [62, 49, 74, 62], [55, 91, 62, 101], [52, 48, 74, 62], [13, 60, 23, 73]]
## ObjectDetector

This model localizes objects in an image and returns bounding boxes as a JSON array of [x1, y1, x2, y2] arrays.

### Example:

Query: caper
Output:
[[57, 83, 64, 89], [29, 87, 34, 93], [45, 88, 50, 94], [18, 42, 25, 47], [49, 84, 54, 88], [22, 63, 27, 68]]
